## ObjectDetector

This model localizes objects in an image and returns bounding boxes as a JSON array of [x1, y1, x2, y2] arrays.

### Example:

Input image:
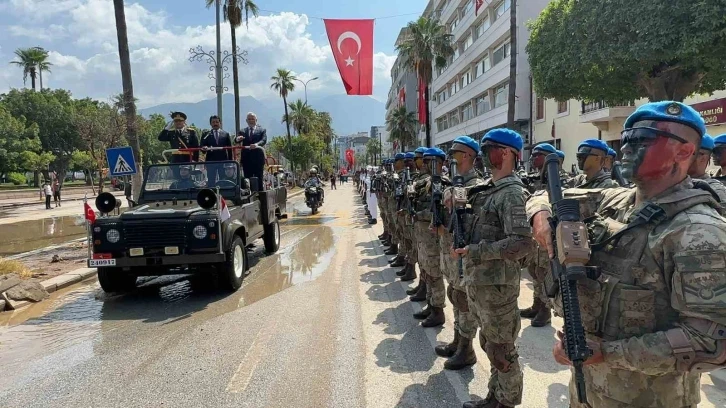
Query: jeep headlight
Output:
[[106, 229, 121, 243], [193, 225, 208, 239]]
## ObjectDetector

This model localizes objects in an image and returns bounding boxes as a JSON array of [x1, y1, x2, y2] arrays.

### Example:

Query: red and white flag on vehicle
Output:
[[220, 196, 231, 222], [84, 202, 96, 223]]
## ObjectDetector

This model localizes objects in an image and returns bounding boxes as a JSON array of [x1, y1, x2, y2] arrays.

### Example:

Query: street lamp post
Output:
[[189, 45, 248, 123], [294, 77, 319, 104]]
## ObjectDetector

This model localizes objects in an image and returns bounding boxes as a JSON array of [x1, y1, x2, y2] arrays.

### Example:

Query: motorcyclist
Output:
[[169, 165, 198, 189], [305, 168, 325, 203]]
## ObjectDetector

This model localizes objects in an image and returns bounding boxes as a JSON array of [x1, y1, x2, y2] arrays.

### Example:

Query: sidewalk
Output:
[[0, 191, 126, 209]]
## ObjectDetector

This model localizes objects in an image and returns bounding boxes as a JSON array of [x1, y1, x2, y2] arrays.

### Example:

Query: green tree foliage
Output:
[[137, 113, 168, 166], [527, 0, 726, 102], [0, 104, 41, 176], [386, 106, 418, 151], [366, 138, 382, 165]]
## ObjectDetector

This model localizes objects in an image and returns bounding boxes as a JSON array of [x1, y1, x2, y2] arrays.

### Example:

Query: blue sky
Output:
[[0, 0, 423, 107]]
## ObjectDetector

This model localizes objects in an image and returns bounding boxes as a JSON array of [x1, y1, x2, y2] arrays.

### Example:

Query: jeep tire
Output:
[[97, 267, 137, 293]]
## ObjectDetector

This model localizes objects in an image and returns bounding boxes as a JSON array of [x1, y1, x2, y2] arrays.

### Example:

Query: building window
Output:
[[462, 0, 473, 15], [461, 103, 473, 122], [449, 16, 459, 32], [481, 54, 491, 73], [494, 83, 508, 108], [557, 100, 568, 114], [460, 71, 471, 88], [450, 110, 460, 126], [536, 97, 545, 120], [453, 46, 460, 60], [442, 115, 449, 130], [463, 34, 473, 51], [476, 14, 491, 38], [492, 41, 510, 66], [476, 93, 491, 115], [493, 0, 511, 21]]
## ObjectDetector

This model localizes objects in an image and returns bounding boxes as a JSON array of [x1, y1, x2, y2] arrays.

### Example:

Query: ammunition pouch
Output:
[[666, 319, 726, 373]]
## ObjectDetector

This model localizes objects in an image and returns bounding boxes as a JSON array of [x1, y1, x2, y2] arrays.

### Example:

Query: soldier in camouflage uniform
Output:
[[712, 134, 726, 177], [528, 101, 726, 408], [520, 143, 558, 327], [687, 134, 726, 202], [566, 139, 619, 189], [456, 130, 534, 408], [603, 147, 616, 172], [377, 160, 392, 244], [435, 137, 484, 370], [404, 147, 446, 326], [556, 150, 570, 182], [394, 152, 418, 282], [386, 154, 406, 264]]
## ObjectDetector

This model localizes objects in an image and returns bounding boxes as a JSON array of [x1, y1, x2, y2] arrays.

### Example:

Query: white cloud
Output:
[[1, 0, 395, 107]]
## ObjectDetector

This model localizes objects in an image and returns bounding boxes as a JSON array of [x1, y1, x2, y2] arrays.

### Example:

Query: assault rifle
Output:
[[543, 153, 592, 404], [430, 159, 444, 227], [611, 161, 629, 187], [394, 169, 405, 211], [405, 167, 415, 220], [448, 159, 468, 279]]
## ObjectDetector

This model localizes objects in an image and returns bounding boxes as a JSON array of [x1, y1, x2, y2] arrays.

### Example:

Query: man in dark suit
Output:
[[235, 112, 267, 189], [201, 115, 232, 187]]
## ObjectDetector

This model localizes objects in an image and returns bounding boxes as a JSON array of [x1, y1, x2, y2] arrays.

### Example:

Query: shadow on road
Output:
[[547, 383, 570, 407], [395, 371, 481, 408]]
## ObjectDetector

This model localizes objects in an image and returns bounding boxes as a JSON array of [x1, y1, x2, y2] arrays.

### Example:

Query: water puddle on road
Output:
[[0, 225, 337, 372], [0, 216, 88, 257]]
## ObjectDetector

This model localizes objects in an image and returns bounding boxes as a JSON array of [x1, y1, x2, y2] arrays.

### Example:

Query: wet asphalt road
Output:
[[1, 184, 725, 407]]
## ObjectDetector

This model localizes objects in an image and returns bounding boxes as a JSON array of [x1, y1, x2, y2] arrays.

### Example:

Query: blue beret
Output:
[[414, 147, 426, 154], [624, 101, 706, 137], [714, 134, 726, 147], [556, 150, 565, 159], [701, 134, 715, 151], [451, 136, 479, 153], [481, 129, 523, 151], [578, 139, 609, 153], [424, 147, 446, 159], [394, 153, 404, 160], [532, 143, 556, 154], [607, 148, 617, 157], [404, 152, 415, 160]]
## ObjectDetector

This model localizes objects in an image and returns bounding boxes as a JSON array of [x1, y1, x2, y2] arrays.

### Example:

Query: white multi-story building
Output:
[[370, 126, 393, 158], [428, 0, 550, 149]]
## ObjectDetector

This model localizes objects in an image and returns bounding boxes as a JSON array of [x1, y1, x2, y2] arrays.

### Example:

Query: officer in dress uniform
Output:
[[158, 112, 200, 163]]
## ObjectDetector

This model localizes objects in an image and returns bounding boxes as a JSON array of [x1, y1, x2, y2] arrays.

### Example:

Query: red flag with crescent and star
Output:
[[323, 19, 374, 95]]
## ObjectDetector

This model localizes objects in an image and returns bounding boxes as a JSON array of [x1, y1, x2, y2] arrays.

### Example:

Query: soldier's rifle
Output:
[[430, 159, 443, 228], [611, 161, 630, 187], [448, 159, 468, 279], [404, 167, 416, 222], [394, 168, 405, 211], [542, 153, 592, 404]]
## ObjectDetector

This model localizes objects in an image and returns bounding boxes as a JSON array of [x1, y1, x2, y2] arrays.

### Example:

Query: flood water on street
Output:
[[0, 216, 88, 257]]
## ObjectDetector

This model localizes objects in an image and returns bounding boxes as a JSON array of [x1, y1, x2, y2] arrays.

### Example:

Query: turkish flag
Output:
[[84, 202, 96, 223], [476, 0, 485, 15], [324, 19, 374, 95], [398, 88, 405, 106]]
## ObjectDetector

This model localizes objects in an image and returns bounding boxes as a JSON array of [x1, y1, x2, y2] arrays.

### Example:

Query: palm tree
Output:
[[316, 112, 333, 153], [113, 0, 143, 200], [396, 17, 454, 147], [285, 99, 314, 135], [10, 47, 52, 90], [386, 106, 418, 152], [206, 0, 259, 134], [507, 0, 517, 127], [270, 68, 297, 146]]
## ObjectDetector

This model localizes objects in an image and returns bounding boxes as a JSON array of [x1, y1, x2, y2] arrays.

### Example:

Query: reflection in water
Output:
[[0, 216, 87, 256], [0, 226, 336, 376]]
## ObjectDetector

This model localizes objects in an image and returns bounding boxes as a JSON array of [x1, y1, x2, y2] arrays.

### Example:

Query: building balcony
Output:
[[579, 100, 636, 124]]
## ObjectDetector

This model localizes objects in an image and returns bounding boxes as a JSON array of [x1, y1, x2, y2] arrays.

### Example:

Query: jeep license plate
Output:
[[89, 259, 116, 267]]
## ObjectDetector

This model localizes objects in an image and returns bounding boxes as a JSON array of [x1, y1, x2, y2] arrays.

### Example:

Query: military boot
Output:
[[406, 280, 421, 295], [409, 281, 427, 302], [519, 297, 543, 319], [396, 263, 409, 276], [444, 335, 477, 370], [435, 330, 460, 358], [413, 303, 431, 319], [531, 305, 552, 327], [421, 306, 445, 327], [378, 232, 387, 240], [391, 256, 406, 268], [400, 264, 417, 281], [385, 245, 398, 256]]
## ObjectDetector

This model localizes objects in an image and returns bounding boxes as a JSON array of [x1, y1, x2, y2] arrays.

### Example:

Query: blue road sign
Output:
[[106, 147, 137, 176]]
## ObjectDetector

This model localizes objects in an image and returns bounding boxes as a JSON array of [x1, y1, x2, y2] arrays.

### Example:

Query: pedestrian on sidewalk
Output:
[[43, 183, 53, 209], [53, 180, 61, 207], [330, 173, 337, 190]]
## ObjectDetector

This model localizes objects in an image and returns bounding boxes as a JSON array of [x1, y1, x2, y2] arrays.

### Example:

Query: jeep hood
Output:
[[120, 201, 214, 220]]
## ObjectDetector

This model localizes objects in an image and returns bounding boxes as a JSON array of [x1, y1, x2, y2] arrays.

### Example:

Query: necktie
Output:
[[214, 130, 219, 144]]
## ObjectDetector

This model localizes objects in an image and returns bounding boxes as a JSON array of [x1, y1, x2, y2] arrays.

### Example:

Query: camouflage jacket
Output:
[[695, 173, 726, 203], [565, 169, 619, 189], [462, 174, 534, 286], [526, 178, 726, 407]]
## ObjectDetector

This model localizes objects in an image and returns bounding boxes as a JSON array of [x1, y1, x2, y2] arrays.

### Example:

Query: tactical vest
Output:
[[568, 187, 721, 406]]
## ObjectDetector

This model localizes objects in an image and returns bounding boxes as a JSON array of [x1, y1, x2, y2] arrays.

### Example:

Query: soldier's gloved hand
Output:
[[532, 210, 554, 258], [443, 190, 452, 210], [450, 246, 468, 259], [553, 331, 604, 366]]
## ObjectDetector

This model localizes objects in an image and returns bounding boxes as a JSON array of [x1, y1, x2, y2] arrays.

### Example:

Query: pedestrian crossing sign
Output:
[[106, 146, 137, 176]]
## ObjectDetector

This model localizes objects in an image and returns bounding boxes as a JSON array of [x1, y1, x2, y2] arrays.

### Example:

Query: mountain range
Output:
[[139, 93, 386, 137]]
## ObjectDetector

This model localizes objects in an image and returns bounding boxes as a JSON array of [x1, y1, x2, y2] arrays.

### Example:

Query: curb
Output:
[[3, 267, 97, 311]]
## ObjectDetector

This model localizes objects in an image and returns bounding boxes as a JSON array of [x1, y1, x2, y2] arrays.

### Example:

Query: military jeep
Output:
[[87, 161, 287, 293]]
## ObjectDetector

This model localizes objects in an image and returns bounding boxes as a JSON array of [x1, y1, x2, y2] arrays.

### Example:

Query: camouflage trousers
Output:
[[527, 246, 551, 307], [466, 284, 523, 406], [379, 195, 391, 234], [415, 221, 445, 308], [569, 374, 697, 408], [439, 233, 477, 339], [388, 200, 400, 246], [397, 213, 417, 264], [395, 213, 412, 260]]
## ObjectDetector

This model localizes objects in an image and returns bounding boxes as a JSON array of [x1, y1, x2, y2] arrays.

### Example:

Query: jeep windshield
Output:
[[142, 161, 240, 193]]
